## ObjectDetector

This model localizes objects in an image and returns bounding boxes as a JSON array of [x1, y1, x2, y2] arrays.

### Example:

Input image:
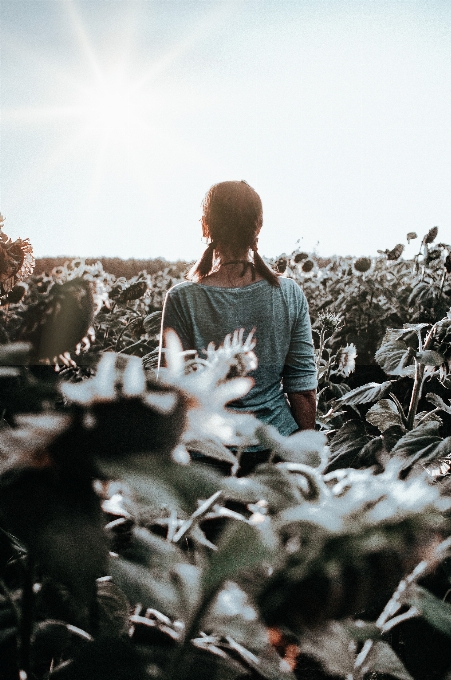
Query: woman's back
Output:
[[161, 276, 317, 436]]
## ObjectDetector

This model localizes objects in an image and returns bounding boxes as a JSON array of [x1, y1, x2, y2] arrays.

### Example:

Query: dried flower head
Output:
[[423, 226, 438, 244], [354, 257, 372, 273], [385, 244, 404, 261], [0, 214, 35, 295], [275, 257, 287, 273], [317, 311, 343, 333], [302, 259, 314, 273]]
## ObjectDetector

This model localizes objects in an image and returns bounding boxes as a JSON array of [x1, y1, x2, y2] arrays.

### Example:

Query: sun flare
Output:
[[76, 72, 149, 142]]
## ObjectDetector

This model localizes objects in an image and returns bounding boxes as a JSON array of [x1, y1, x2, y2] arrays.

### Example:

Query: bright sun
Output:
[[77, 72, 148, 142]]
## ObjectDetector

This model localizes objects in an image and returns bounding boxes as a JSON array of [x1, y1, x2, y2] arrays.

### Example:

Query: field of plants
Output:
[[1, 215, 451, 680]]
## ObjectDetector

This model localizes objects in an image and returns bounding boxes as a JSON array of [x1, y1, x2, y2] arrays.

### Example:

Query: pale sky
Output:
[[1, 0, 450, 262]]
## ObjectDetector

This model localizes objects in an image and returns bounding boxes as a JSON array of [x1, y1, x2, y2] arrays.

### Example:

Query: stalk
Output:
[[406, 359, 423, 430], [115, 316, 143, 351], [437, 268, 446, 303], [18, 556, 34, 678], [406, 325, 436, 430], [165, 586, 220, 680]]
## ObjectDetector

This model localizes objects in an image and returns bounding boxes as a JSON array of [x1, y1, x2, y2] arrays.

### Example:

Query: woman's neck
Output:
[[216, 249, 251, 264], [199, 252, 263, 288]]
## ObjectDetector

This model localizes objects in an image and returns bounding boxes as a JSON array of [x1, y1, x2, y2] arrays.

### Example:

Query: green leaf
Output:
[[356, 436, 385, 466], [375, 340, 413, 375], [408, 585, 451, 637], [408, 282, 436, 308], [416, 350, 445, 366], [143, 311, 162, 333], [382, 328, 414, 343], [426, 393, 451, 414], [170, 563, 202, 614], [345, 620, 381, 642], [252, 466, 306, 509], [337, 380, 395, 406], [96, 578, 130, 637], [255, 424, 326, 467], [206, 582, 268, 652], [366, 399, 404, 433], [123, 526, 187, 571], [413, 411, 443, 428], [221, 476, 268, 504], [185, 437, 237, 464], [30, 278, 94, 360], [328, 382, 351, 398], [100, 455, 222, 515], [202, 522, 277, 598], [382, 424, 407, 452], [299, 621, 355, 677], [392, 422, 443, 467], [432, 436, 451, 458], [110, 556, 180, 618], [326, 421, 372, 472], [365, 641, 414, 680]]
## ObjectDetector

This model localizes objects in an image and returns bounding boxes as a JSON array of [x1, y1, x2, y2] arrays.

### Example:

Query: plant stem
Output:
[[165, 586, 219, 680], [172, 491, 223, 543], [406, 359, 423, 430], [406, 325, 436, 430], [389, 392, 407, 428], [18, 556, 34, 677], [115, 316, 143, 351], [117, 339, 150, 355], [438, 268, 446, 302]]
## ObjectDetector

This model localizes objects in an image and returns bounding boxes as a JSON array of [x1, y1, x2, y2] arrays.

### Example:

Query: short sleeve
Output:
[[160, 287, 193, 354], [282, 287, 318, 392]]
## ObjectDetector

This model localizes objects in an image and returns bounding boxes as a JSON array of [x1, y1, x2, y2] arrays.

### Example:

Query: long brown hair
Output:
[[187, 180, 279, 287]]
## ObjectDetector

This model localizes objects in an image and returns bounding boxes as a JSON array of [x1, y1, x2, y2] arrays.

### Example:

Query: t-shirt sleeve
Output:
[[282, 286, 318, 392], [160, 287, 193, 352]]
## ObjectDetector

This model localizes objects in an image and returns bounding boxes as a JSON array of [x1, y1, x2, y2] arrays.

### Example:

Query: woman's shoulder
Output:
[[166, 280, 197, 298], [279, 275, 305, 294]]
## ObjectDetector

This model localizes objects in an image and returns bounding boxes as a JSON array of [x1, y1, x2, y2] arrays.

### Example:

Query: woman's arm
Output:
[[286, 389, 317, 431], [157, 286, 193, 373], [282, 285, 318, 429]]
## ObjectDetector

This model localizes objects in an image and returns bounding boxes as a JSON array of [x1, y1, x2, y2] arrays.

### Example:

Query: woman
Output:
[[159, 180, 317, 470]]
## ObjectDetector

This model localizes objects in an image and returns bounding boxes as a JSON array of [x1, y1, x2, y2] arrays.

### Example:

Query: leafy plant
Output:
[[0, 325, 451, 679]]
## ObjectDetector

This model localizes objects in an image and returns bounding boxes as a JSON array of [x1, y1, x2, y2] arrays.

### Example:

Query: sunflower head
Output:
[[354, 257, 372, 273], [302, 259, 314, 273], [0, 215, 35, 296], [317, 311, 343, 333], [336, 343, 357, 377]]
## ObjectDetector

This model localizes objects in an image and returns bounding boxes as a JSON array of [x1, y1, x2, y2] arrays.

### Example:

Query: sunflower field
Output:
[[1, 216, 451, 680]]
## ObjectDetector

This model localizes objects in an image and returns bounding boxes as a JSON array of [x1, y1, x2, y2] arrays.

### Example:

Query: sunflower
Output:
[[0, 215, 35, 296], [336, 343, 357, 377], [353, 256, 372, 273]]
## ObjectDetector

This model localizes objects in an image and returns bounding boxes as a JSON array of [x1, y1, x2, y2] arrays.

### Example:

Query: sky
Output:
[[1, 0, 450, 262]]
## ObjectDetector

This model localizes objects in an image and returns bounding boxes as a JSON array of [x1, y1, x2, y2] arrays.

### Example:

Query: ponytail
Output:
[[186, 242, 215, 282], [253, 250, 280, 287]]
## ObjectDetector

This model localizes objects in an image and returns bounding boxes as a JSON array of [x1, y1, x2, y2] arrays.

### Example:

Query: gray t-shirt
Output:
[[160, 276, 317, 437]]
